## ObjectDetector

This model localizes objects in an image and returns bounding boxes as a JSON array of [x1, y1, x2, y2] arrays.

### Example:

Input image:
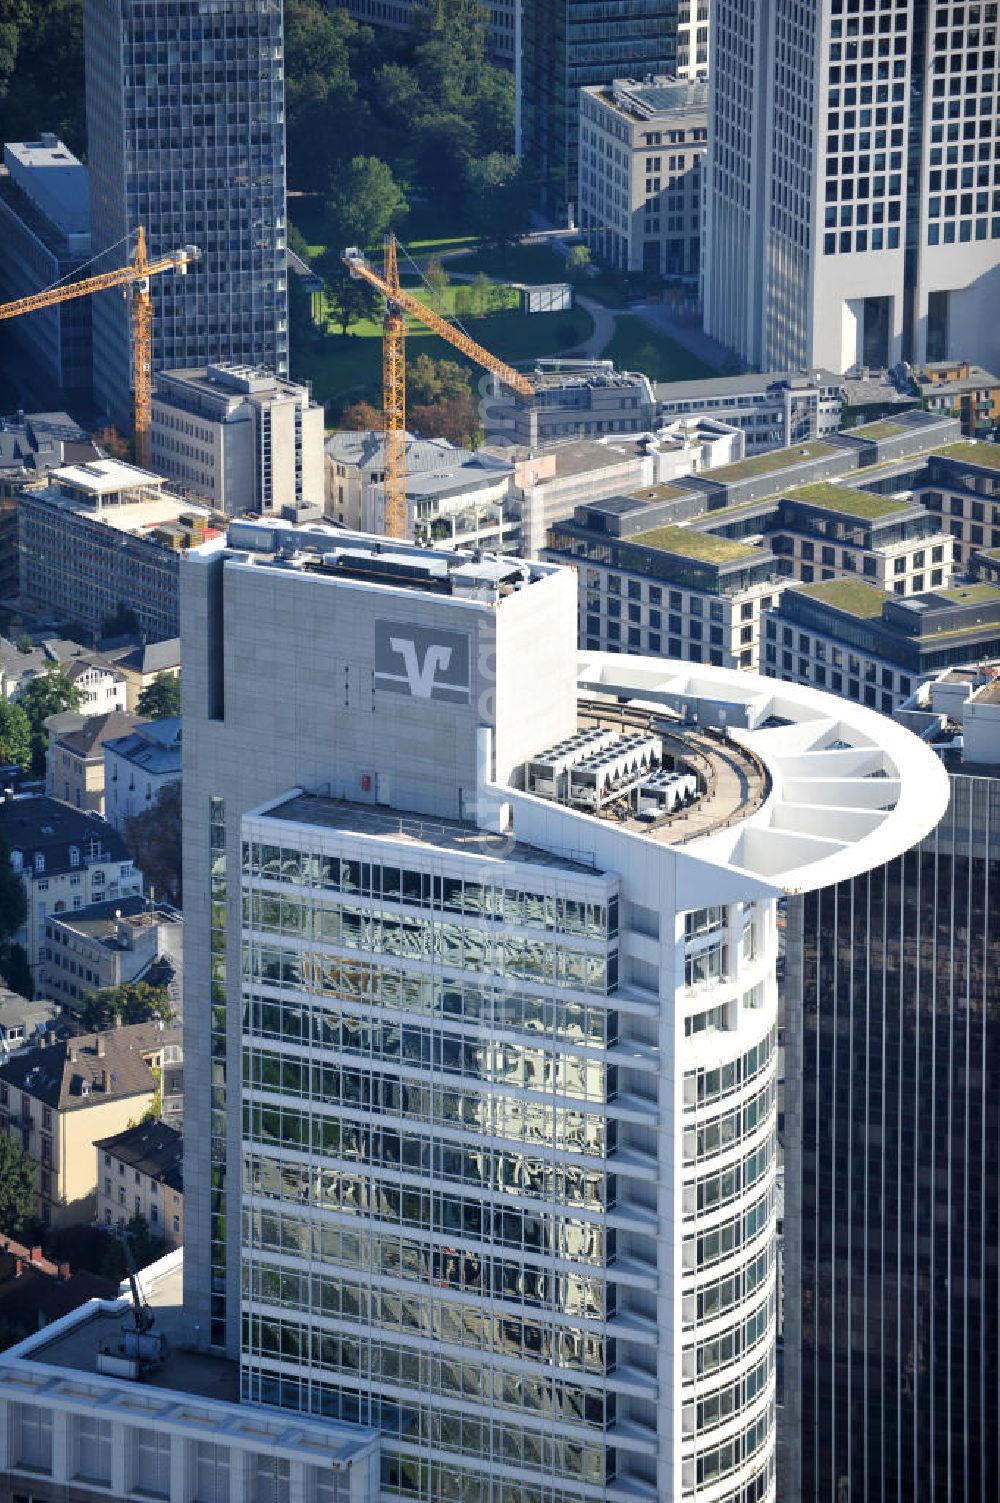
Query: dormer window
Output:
[[70, 846, 80, 868], [34, 853, 44, 873]]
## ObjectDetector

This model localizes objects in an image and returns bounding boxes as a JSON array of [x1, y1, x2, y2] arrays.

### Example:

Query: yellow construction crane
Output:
[[344, 234, 534, 541], [0, 226, 200, 469]]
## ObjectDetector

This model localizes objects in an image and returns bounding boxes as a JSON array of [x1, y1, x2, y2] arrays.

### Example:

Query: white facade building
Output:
[[103, 716, 182, 830], [180, 521, 945, 1503], [704, 1, 1000, 374]]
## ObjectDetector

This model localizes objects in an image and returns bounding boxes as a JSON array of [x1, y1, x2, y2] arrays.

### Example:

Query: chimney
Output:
[[58, 1262, 70, 1281], [13, 1258, 22, 1278], [68, 1044, 77, 1062], [45, 1028, 56, 1047], [30, 1245, 42, 1263], [96, 1035, 106, 1057], [100, 1068, 109, 1092]]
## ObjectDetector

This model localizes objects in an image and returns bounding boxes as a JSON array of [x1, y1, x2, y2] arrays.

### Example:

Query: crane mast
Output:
[[0, 226, 200, 468], [344, 235, 534, 541]]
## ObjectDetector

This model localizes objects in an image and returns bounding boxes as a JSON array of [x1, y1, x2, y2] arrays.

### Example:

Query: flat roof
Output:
[[931, 582, 1000, 606], [630, 523, 760, 563], [656, 369, 840, 402], [786, 481, 911, 519], [594, 76, 710, 119], [253, 793, 600, 877], [51, 458, 168, 494], [849, 419, 908, 439], [789, 578, 887, 618], [933, 440, 1000, 470], [705, 440, 839, 483]]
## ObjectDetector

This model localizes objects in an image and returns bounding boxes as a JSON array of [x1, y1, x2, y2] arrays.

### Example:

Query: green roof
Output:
[[931, 583, 1000, 606], [786, 481, 909, 519], [793, 579, 887, 618], [630, 482, 690, 503], [706, 440, 837, 483], [850, 419, 906, 439], [932, 441, 1000, 470], [630, 523, 758, 563]]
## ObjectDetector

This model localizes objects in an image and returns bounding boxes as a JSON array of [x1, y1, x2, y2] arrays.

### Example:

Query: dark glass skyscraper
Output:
[[84, 0, 288, 431], [784, 764, 1000, 1501], [520, 0, 705, 216]]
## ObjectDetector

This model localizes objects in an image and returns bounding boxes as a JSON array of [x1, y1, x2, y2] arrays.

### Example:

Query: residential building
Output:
[[484, 360, 657, 447], [704, 2, 1000, 374], [0, 1022, 174, 1227], [102, 637, 181, 713], [579, 77, 708, 277], [180, 519, 944, 1502], [915, 359, 1000, 439], [655, 371, 845, 454], [151, 364, 325, 515], [0, 1252, 380, 1503], [343, 0, 518, 67], [0, 991, 62, 1061], [0, 137, 92, 398], [43, 895, 183, 1028], [95, 1120, 184, 1246], [83, 0, 288, 432], [45, 710, 139, 815], [0, 796, 142, 977], [17, 458, 218, 640], [761, 578, 1000, 712], [57, 653, 128, 715], [520, 0, 706, 215], [0, 1236, 118, 1345], [103, 717, 182, 830], [0, 636, 54, 703], [784, 676, 1000, 1502]]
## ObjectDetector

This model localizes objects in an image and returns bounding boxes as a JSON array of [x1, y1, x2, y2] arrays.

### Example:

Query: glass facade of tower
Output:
[[787, 773, 1000, 1501], [84, 0, 288, 430], [520, 0, 683, 213]]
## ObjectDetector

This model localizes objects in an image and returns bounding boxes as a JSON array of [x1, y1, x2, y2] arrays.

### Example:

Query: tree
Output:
[[319, 259, 379, 337], [566, 243, 591, 281], [0, 941, 31, 999], [407, 354, 471, 406], [137, 672, 181, 720], [0, 834, 26, 943], [410, 393, 481, 448], [20, 665, 82, 775], [78, 980, 176, 1034], [424, 257, 450, 297], [95, 425, 129, 461], [324, 155, 408, 254], [0, 1133, 36, 1237], [339, 401, 383, 432], [284, 0, 367, 192], [0, 699, 30, 769], [123, 780, 182, 907], [463, 152, 529, 249]]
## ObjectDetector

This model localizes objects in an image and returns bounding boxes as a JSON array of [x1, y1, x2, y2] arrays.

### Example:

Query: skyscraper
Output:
[[783, 673, 1000, 1501], [180, 519, 944, 1502], [704, 0, 1000, 374], [520, 0, 708, 216], [84, 0, 288, 432]]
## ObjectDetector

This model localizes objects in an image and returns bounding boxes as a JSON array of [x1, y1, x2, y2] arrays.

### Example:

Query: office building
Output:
[[579, 77, 707, 277], [761, 578, 1000, 712], [151, 364, 325, 515], [655, 371, 845, 455], [485, 361, 657, 447], [521, 0, 707, 216], [784, 672, 1000, 1501], [0, 137, 92, 399], [704, 2, 1000, 374], [180, 517, 943, 1502], [43, 893, 184, 1023], [0, 1252, 380, 1503], [83, 0, 288, 432], [17, 458, 218, 640]]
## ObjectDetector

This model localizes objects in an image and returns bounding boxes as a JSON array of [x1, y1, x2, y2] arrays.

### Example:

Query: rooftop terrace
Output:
[[789, 578, 887, 618], [630, 523, 759, 563]]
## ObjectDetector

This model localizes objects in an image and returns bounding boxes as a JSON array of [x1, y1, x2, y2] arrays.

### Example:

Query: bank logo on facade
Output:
[[374, 619, 471, 703]]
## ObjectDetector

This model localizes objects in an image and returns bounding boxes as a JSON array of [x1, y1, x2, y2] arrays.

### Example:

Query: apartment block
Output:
[[915, 359, 1000, 438], [0, 137, 92, 398], [84, 0, 288, 431], [17, 459, 218, 640], [103, 716, 182, 831], [95, 1119, 184, 1245], [579, 77, 708, 277], [151, 364, 325, 515], [704, 1, 1000, 374], [45, 710, 139, 815], [43, 894, 183, 1022]]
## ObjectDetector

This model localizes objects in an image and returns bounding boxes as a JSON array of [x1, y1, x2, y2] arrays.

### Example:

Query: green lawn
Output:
[[293, 304, 595, 413], [456, 243, 570, 283], [603, 315, 718, 382]]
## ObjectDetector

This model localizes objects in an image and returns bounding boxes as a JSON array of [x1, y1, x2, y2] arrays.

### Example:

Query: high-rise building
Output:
[[704, 1, 1000, 375], [783, 669, 1000, 1502], [83, 0, 288, 433], [520, 0, 708, 217], [181, 517, 944, 1503]]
